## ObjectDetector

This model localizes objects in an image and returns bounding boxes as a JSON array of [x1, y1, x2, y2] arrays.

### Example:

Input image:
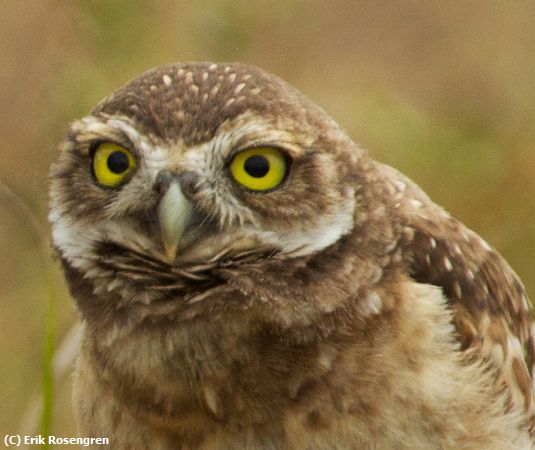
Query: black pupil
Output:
[[244, 155, 270, 178], [107, 151, 130, 174]]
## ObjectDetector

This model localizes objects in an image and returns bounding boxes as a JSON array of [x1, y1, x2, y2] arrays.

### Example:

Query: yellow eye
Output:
[[92, 142, 137, 188], [229, 147, 288, 191]]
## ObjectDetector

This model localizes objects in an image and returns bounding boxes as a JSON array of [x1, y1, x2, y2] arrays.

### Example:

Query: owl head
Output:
[[49, 63, 369, 325]]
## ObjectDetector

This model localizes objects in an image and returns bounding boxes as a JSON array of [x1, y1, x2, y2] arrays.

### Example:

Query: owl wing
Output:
[[379, 163, 535, 430]]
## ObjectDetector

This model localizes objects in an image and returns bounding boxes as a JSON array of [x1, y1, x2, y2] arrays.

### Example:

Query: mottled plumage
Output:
[[49, 62, 535, 449]]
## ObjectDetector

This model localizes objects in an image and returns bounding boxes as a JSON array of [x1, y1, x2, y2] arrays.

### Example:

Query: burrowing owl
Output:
[[49, 63, 535, 449]]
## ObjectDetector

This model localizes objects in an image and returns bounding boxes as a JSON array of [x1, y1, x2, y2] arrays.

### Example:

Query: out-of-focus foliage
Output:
[[1, 0, 534, 437]]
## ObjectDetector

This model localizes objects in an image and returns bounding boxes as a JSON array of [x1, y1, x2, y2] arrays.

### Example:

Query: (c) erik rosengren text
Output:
[[3, 435, 109, 447]]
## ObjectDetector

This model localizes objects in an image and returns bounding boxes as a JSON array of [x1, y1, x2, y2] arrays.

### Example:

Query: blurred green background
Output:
[[1, 0, 534, 439]]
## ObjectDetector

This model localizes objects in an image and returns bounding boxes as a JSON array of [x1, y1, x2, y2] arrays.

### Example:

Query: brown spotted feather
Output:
[[380, 163, 535, 432]]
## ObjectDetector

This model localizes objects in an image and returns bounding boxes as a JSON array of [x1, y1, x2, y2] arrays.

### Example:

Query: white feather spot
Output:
[[162, 74, 172, 86], [317, 347, 336, 371], [234, 82, 246, 94], [228, 73, 237, 83], [490, 343, 505, 365], [430, 237, 437, 249], [384, 239, 398, 253], [409, 199, 423, 209], [364, 292, 383, 315], [393, 180, 407, 192], [106, 278, 123, 292], [371, 205, 386, 218], [209, 63, 218, 71], [391, 249, 402, 263], [202, 71, 209, 81], [189, 84, 199, 95], [443, 256, 453, 272], [210, 85, 220, 97], [379, 256, 391, 267], [225, 98, 236, 107], [453, 281, 462, 298], [202, 385, 221, 417], [385, 183, 396, 195], [250, 87, 262, 95], [403, 226, 415, 241], [370, 267, 383, 284], [355, 212, 368, 225], [507, 335, 523, 356]]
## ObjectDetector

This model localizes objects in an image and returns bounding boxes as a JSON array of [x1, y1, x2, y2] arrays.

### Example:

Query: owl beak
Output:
[[158, 180, 193, 262]]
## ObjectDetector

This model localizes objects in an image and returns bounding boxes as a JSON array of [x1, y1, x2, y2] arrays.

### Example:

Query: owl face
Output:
[[49, 63, 361, 309]]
